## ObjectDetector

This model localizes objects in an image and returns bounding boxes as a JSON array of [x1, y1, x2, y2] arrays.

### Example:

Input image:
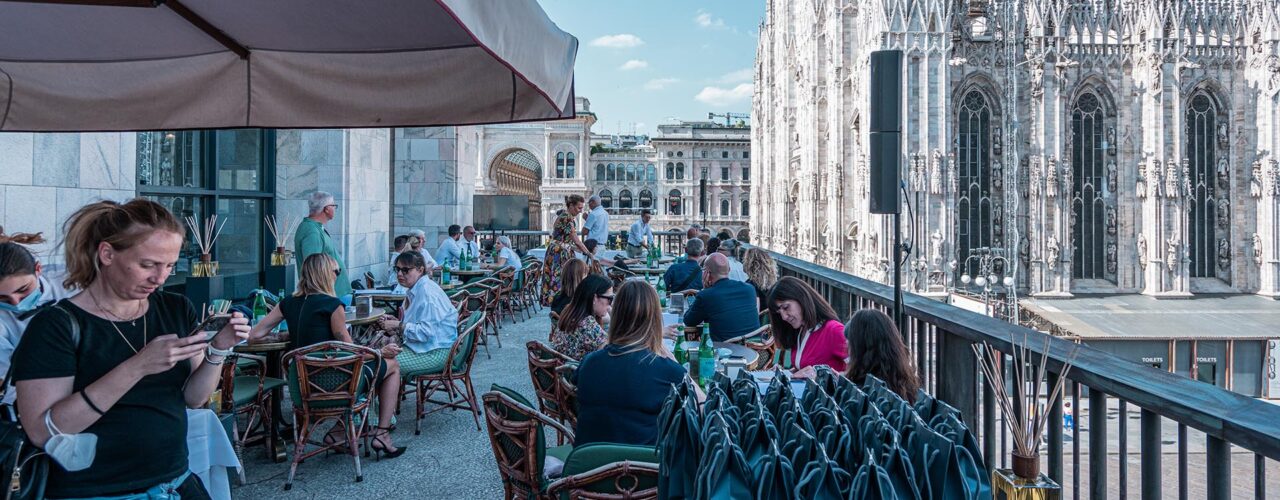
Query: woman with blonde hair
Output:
[[13, 199, 250, 498], [741, 247, 778, 308], [250, 253, 406, 458], [573, 280, 686, 446]]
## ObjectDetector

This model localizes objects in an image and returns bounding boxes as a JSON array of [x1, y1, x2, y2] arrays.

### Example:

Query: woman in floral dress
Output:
[[541, 194, 592, 305]]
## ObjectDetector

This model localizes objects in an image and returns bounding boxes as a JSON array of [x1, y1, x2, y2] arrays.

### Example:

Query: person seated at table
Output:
[[549, 258, 589, 316], [767, 276, 847, 379], [407, 229, 439, 272], [844, 308, 920, 403], [717, 239, 749, 282], [13, 199, 250, 498], [250, 253, 407, 458], [704, 237, 721, 261], [483, 236, 525, 289], [682, 253, 759, 342], [385, 234, 412, 287], [742, 247, 777, 310], [662, 238, 704, 293], [575, 280, 701, 446], [434, 224, 464, 268], [549, 275, 612, 360], [0, 229, 79, 404]]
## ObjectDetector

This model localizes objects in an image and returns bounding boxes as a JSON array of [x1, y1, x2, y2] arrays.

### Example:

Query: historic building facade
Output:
[[753, 0, 1280, 298], [650, 121, 753, 240]]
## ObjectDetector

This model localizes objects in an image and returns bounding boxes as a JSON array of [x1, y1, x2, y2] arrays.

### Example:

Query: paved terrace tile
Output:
[[235, 313, 553, 498]]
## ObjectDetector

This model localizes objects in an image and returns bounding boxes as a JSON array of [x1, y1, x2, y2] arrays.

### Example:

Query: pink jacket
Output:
[[789, 319, 848, 372]]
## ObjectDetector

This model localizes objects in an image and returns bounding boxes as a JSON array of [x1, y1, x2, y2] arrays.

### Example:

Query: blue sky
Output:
[[539, 0, 765, 136]]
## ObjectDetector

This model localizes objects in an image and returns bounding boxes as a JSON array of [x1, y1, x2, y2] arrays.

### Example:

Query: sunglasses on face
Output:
[[333, 268, 341, 277], [394, 266, 417, 275], [597, 294, 615, 303]]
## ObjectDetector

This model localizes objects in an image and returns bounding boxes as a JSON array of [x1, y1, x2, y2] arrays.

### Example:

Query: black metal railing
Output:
[[767, 250, 1279, 500], [476, 230, 688, 257]]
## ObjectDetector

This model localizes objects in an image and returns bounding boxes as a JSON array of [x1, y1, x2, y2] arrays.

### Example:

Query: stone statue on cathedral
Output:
[[1254, 233, 1264, 266], [1138, 234, 1148, 270], [1251, 159, 1264, 198], [1045, 157, 1058, 198]]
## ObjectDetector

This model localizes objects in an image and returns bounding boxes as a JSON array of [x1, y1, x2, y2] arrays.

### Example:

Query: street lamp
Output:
[[956, 247, 1019, 322]]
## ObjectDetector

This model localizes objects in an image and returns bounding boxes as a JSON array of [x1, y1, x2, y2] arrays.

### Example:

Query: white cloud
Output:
[[644, 77, 680, 90], [589, 34, 644, 48], [618, 59, 649, 71], [718, 68, 753, 84], [695, 83, 753, 106], [695, 9, 726, 29]]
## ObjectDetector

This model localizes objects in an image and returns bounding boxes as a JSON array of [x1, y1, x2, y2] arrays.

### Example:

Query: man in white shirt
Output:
[[582, 195, 610, 253], [408, 229, 439, 271], [626, 210, 655, 259], [434, 224, 463, 267], [461, 226, 482, 260]]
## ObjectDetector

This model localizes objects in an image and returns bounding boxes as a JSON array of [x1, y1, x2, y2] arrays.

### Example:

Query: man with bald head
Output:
[[682, 252, 761, 342]]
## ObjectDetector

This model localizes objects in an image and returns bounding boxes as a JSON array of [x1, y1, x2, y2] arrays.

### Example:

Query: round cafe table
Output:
[[346, 310, 382, 345], [671, 340, 759, 367]]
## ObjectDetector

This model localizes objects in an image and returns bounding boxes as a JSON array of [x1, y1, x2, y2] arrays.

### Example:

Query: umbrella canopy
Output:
[[0, 0, 577, 131]]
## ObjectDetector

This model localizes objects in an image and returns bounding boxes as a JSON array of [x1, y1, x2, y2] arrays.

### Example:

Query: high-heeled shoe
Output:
[[368, 426, 407, 460], [323, 427, 351, 455]]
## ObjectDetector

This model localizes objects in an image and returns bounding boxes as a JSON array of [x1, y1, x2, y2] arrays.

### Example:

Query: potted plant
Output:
[[974, 332, 1077, 496]]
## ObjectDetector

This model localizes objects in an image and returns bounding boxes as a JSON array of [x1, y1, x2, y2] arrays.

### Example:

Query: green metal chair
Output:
[[545, 443, 660, 499], [483, 384, 575, 500]]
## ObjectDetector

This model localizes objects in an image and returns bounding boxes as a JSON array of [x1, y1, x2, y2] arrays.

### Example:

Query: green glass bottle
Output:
[[657, 278, 667, 307], [251, 290, 269, 326], [442, 264, 451, 284], [698, 323, 715, 387], [674, 341, 686, 366]]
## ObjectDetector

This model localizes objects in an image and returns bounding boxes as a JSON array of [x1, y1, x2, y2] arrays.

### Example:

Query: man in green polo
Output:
[[295, 191, 352, 302]]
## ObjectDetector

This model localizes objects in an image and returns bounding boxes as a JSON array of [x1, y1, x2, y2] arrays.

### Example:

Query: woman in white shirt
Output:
[[0, 231, 77, 402], [379, 251, 459, 369], [486, 236, 525, 289]]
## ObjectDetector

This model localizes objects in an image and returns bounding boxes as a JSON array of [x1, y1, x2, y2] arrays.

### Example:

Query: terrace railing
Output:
[[477, 230, 689, 257], [769, 250, 1279, 500]]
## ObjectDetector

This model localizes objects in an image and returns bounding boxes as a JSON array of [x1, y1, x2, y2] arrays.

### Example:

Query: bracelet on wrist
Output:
[[207, 344, 235, 357], [203, 353, 226, 366]]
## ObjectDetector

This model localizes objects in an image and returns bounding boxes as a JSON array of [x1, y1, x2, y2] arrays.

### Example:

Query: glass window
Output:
[[138, 131, 204, 188], [566, 152, 576, 178], [215, 198, 263, 278], [600, 189, 613, 208], [148, 194, 204, 280], [743, 151, 750, 159], [955, 91, 995, 284], [676, 151, 684, 158], [555, 152, 566, 178], [666, 162, 675, 179], [607, 163, 616, 181], [701, 150, 708, 158], [668, 189, 682, 215], [722, 151, 729, 159], [721, 167, 730, 181], [647, 164, 656, 181], [626, 164, 637, 182], [620, 190, 633, 209], [215, 129, 263, 191], [676, 162, 685, 180], [741, 199, 749, 216], [720, 199, 730, 216], [596, 163, 605, 181], [742, 167, 750, 181], [639, 189, 653, 208]]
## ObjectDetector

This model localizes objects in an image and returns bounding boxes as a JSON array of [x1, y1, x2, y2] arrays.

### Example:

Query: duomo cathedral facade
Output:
[[752, 0, 1280, 298]]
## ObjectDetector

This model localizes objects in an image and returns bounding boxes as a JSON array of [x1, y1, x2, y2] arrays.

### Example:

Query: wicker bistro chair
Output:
[[518, 261, 544, 318], [400, 310, 486, 435], [282, 341, 380, 490], [494, 266, 520, 325], [483, 385, 575, 500], [526, 341, 574, 441], [449, 289, 472, 322], [465, 278, 505, 353], [218, 353, 287, 484], [544, 443, 660, 500], [554, 363, 579, 431]]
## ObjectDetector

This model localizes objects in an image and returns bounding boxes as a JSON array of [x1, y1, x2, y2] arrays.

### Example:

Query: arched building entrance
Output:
[[488, 148, 544, 230]]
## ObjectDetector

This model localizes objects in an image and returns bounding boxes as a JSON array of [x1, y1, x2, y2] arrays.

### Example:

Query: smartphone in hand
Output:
[[190, 314, 233, 341]]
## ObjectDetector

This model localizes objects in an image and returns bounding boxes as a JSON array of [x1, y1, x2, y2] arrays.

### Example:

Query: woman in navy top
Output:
[[574, 280, 686, 446]]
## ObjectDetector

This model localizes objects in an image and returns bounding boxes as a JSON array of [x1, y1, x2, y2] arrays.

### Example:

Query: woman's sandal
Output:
[[368, 425, 407, 460]]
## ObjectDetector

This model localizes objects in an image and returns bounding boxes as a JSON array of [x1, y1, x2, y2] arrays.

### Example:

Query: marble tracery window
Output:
[[1186, 91, 1228, 280], [1070, 91, 1115, 282], [955, 90, 996, 279]]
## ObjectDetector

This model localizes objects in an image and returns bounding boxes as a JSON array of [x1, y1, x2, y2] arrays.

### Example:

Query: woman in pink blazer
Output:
[[766, 277, 848, 378]]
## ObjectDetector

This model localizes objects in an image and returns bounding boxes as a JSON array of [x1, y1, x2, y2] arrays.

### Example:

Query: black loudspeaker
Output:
[[869, 50, 902, 214], [699, 178, 708, 215], [869, 131, 901, 214]]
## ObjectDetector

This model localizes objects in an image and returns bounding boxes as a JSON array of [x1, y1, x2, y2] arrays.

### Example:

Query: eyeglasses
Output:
[[333, 269, 342, 277], [394, 266, 417, 275], [325, 204, 338, 210], [597, 293, 615, 303]]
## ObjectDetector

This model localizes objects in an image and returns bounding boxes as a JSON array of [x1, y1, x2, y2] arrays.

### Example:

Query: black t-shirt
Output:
[[279, 294, 344, 351], [12, 292, 198, 498], [550, 292, 571, 316]]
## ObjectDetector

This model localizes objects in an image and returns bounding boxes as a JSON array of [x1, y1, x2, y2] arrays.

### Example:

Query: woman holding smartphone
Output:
[[12, 199, 250, 498]]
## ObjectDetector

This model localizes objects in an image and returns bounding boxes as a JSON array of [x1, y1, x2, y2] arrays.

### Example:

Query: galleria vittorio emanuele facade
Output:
[[753, 0, 1280, 298]]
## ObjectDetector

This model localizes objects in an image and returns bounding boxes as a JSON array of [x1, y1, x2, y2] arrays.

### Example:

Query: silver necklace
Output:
[[88, 289, 148, 354]]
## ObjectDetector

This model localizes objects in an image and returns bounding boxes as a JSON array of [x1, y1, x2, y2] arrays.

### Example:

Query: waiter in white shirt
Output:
[[434, 224, 463, 267], [626, 210, 655, 259], [582, 195, 610, 255]]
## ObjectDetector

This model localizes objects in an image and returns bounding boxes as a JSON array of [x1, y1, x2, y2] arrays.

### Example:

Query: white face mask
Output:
[[43, 410, 96, 472]]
